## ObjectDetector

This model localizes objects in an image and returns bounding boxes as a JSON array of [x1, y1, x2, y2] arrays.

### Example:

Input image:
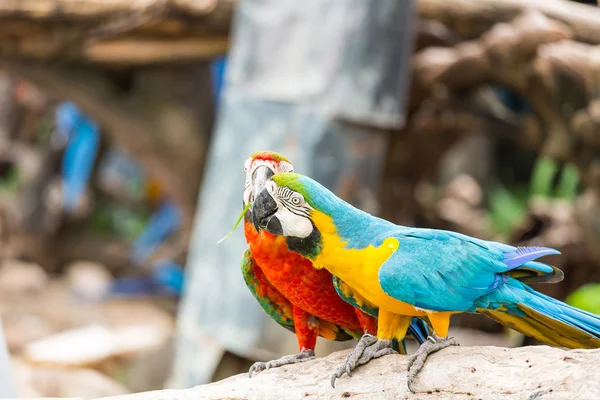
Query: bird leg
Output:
[[406, 334, 459, 393], [331, 334, 396, 387], [249, 349, 315, 377], [250, 308, 319, 377]]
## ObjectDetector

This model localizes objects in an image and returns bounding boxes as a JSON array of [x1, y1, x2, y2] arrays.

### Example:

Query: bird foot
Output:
[[407, 334, 459, 393], [331, 334, 396, 388], [249, 349, 315, 377]]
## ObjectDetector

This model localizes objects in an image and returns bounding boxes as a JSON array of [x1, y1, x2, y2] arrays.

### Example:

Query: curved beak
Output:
[[252, 165, 274, 203], [252, 189, 282, 235]]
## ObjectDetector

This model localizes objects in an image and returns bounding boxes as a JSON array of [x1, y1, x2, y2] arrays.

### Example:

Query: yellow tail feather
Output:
[[483, 306, 600, 349]]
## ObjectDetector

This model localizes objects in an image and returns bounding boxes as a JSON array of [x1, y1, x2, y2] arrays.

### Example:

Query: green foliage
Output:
[[489, 182, 528, 238], [488, 156, 581, 238], [530, 156, 580, 200], [91, 201, 149, 243], [530, 156, 559, 197], [35, 119, 54, 146], [566, 283, 600, 316], [554, 163, 580, 200], [0, 166, 20, 193], [218, 202, 251, 244]]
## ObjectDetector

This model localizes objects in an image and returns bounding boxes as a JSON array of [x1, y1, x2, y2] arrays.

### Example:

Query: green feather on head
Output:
[[271, 173, 315, 203]]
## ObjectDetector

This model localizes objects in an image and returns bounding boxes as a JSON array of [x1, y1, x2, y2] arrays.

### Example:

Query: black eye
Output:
[[291, 195, 303, 205]]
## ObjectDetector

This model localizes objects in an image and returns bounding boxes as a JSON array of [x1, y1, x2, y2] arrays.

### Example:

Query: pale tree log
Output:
[[25, 346, 600, 400]]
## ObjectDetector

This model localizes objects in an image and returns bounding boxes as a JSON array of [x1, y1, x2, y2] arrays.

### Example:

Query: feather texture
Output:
[[502, 246, 560, 269]]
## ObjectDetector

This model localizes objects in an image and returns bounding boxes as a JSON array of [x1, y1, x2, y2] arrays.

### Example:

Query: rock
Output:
[[0, 276, 175, 355], [107, 346, 599, 400], [0, 259, 48, 296], [23, 324, 171, 369], [64, 261, 112, 302], [16, 298, 175, 392]]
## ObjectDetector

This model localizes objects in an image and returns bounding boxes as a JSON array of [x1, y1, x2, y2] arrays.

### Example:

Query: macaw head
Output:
[[243, 151, 294, 207], [252, 172, 344, 259]]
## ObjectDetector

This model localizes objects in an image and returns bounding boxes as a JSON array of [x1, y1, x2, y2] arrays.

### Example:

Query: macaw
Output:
[[251, 172, 600, 391], [241, 151, 429, 379]]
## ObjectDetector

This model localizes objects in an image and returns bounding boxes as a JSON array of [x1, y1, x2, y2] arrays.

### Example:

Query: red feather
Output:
[[244, 219, 375, 350]]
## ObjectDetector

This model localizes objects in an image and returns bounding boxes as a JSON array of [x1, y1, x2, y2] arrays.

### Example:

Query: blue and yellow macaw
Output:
[[251, 172, 600, 391]]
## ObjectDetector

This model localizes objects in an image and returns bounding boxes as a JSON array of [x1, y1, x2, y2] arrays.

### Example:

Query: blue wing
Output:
[[377, 228, 560, 312]]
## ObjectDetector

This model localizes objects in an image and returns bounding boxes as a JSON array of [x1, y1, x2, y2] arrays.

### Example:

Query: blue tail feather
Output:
[[498, 244, 564, 284], [531, 289, 600, 335], [483, 279, 600, 348], [502, 246, 560, 270], [407, 318, 429, 344]]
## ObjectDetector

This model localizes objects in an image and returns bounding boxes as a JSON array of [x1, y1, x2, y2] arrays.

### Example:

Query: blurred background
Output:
[[0, 0, 598, 397]]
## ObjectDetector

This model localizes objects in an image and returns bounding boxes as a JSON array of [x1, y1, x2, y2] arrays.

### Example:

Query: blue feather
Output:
[[407, 318, 429, 344], [502, 246, 560, 269], [482, 280, 600, 346]]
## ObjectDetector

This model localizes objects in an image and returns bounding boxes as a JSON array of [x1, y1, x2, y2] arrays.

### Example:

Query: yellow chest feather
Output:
[[311, 211, 426, 317]]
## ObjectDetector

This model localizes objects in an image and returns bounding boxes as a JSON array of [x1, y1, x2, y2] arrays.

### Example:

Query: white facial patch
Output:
[[276, 207, 313, 238], [265, 180, 314, 239]]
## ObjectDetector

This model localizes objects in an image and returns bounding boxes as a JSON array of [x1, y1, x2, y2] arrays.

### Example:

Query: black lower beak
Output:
[[252, 190, 282, 235]]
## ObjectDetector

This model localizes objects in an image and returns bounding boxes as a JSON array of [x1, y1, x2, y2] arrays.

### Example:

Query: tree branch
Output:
[[418, 0, 600, 44], [0, 0, 234, 64]]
